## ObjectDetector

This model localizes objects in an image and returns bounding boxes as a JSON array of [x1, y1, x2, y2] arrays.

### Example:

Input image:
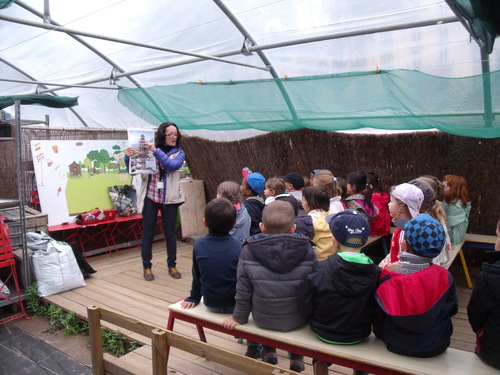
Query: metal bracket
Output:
[[109, 67, 120, 85], [241, 38, 254, 56]]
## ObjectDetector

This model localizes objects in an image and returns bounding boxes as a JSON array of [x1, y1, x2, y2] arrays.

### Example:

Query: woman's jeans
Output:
[[141, 197, 180, 269]]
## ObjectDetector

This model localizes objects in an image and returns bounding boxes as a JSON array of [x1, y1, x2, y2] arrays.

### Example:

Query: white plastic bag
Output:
[[0, 278, 10, 297], [28, 232, 86, 297]]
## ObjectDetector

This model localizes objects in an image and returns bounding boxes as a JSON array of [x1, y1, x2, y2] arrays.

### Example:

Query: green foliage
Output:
[[24, 283, 140, 356], [100, 327, 139, 357], [47, 305, 87, 336], [25, 283, 48, 317]]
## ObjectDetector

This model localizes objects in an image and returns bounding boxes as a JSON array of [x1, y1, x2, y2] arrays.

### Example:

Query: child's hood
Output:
[[376, 266, 451, 316], [245, 233, 314, 273]]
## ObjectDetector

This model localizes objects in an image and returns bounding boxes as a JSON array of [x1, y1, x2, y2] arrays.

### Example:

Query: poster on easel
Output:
[[30, 140, 130, 226], [127, 129, 156, 175]]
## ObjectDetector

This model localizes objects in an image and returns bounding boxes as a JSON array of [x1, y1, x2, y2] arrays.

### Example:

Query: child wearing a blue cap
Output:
[[373, 214, 458, 358], [298, 209, 381, 375], [240, 167, 266, 236]]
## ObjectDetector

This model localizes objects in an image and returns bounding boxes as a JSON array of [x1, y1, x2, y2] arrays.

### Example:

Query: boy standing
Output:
[[181, 198, 242, 313], [373, 214, 458, 357], [240, 167, 266, 236], [298, 209, 381, 375], [222, 200, 317, 372]]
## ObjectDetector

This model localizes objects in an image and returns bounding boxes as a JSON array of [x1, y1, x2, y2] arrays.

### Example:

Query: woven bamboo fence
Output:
[[1, 126, 498, 265]]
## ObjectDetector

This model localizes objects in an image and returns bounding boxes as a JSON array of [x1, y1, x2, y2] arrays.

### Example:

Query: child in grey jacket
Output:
[[223, 200, 317, 373]]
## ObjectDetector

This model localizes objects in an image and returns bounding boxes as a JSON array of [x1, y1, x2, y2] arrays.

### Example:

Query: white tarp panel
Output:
[[1, 0, 499, 140]]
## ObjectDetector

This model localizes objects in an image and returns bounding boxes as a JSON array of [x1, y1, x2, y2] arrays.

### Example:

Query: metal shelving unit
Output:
[[0, 101, 36, 300]]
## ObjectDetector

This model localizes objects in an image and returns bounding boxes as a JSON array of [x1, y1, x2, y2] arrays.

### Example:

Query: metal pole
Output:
[[213, 0, 300, 124], [1, 13, 458, 94], [14, 100, 30, 288], [16, 1, 171, 125], [480, 46, 493, 127], [0, 14, 268, 72]]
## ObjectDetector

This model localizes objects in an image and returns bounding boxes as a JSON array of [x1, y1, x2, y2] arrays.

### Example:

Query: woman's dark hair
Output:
[[302, 186, 330, 211], [204, 198, 237, 234], [155, 122, 182, 150], [347, 171, 374, 205]]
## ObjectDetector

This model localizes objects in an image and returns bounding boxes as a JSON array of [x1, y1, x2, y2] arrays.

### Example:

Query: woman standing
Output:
[[126, 122, 185, 281]]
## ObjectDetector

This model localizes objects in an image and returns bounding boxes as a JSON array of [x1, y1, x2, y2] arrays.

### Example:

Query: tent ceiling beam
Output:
[[0, 77, 120, 90], [250, 16, 459, 52], [31, 14, 461, 96], [0, 56, 90, 127], [214, 0, 299, 123], [0, 13, 270, 72], [16, 0, 170, 126]]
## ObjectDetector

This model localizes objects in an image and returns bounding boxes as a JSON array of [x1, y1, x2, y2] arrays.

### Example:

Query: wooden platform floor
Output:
[[43, 240, 479, 375]]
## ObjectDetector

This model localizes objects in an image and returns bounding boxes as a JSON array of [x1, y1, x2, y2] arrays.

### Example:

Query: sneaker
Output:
[[143, 268, 154, 281], [169, 267, 182, 279], [290, 354, 305, 372], [313, 360, 329, 375], [244, 344, 262, 359], [262, 347, 278, 365]]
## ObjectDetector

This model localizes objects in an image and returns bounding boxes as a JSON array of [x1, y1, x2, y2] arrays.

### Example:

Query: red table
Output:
[[49, 215, 145, 258]]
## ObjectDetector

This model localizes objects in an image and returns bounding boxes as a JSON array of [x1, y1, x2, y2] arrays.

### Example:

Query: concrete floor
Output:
[[0, 314, 92, 375]]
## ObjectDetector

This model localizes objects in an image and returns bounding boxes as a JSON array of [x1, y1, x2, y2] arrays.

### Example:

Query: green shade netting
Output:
[[118, 69, 500, 139], [0, 94, 78, 110]]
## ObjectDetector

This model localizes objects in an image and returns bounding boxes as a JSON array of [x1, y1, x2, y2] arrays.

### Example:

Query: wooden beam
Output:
[[87, 305, 105, 375]]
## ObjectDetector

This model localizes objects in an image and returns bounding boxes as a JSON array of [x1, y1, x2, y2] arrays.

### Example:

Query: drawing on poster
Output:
[[127, 129, 157, 175], [30, 140, 131, 226]]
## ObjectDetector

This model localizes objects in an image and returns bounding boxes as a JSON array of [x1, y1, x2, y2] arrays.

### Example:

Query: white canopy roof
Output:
[[1, 0, 499, 140]]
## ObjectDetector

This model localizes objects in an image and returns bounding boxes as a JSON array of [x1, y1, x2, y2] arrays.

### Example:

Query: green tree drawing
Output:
[[99, 149, 111, 174], [87, 150, 101, 175]]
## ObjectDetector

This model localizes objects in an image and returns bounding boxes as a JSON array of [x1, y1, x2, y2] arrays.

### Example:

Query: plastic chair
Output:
[[30, 190, 40, 211]]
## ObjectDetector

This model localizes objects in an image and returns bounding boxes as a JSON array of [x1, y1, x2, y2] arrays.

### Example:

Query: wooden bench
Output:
[[167, 300, 498, 375], [456, 233, 497, 288]]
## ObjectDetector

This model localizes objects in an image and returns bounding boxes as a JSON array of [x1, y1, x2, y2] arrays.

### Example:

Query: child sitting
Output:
[[302, 186, 335, 260], [367, 172, 391, 237], [263, 177, 289, 204], [217, 180, 251, 243], [312, 169, 345, 214], [181, 198, 242, 313], [373, 214, 458, 357], [299, 209, 381, 375], [467, 220, 500, 370], [282, 172, 305, 202], [379, 183, 424, 269], [409, 178, 452, 268], [240, 167, 266, 236], [345, 171, 379, 223], [222, 200, 317, 372], [443, 174, 471, 245]]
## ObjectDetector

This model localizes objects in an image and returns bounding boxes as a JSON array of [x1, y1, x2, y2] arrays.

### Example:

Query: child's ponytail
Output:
[[364, 182, 374, 206], [347, 170, 375, 208]]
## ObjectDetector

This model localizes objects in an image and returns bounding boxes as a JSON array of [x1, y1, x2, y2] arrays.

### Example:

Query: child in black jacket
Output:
[[299, 209, 381, 375], [467, 220, 500, 370]]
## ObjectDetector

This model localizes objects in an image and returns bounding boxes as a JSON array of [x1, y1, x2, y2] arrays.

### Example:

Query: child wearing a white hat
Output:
[[378, 183, 424, 269]]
